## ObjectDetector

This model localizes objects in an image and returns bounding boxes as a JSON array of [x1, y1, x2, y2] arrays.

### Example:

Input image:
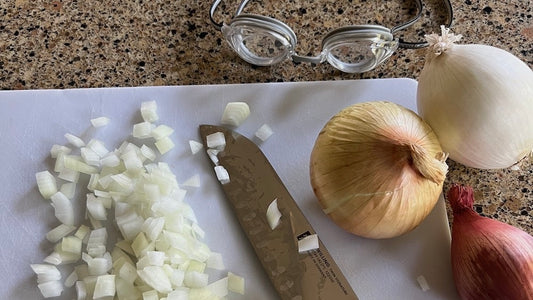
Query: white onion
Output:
[[417, 26, 533, 169]]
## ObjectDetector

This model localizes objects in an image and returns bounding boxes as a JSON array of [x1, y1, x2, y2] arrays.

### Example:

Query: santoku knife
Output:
[[199, 124, 359, 300]]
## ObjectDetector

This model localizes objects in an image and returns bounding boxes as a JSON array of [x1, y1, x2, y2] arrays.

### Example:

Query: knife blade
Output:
[[199, 124, 358, 300]]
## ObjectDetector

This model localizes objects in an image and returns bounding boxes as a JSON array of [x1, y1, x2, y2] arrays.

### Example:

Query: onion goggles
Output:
[[210, 0, 454, 73]]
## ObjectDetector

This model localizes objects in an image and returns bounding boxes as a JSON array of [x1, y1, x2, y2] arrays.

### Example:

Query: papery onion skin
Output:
[[310, 101, 448, 239], [448, 184, 533, 300], [417, 27, 533, 169]]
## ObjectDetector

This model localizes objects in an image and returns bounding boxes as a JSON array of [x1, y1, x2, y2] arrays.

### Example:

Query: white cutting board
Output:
[[0, 79, 458, 300]]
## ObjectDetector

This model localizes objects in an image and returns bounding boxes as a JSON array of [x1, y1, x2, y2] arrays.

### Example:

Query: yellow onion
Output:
[[310, 101, 448, 239]]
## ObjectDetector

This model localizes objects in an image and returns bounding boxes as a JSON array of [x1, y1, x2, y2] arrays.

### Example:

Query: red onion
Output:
[[448, 184, 533, 300]]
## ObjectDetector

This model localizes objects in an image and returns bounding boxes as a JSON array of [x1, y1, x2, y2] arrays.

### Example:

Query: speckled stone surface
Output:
[[1, 0, 532, 234]]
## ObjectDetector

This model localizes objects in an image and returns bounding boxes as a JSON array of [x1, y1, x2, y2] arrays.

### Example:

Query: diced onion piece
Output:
[[121, 149, 144, 170], [140, 144, 157, 161], [88, 258, 110, 276], [101, 152, 120, 167], [207, 252, 225, 271], [36, 171, 58, 199], [46, 224, 77, 243], [227, 272, 245, 295], [62, 236, 83, 254], [58, 168, 80, 183], [221, 102, 250, 127], [206, 132, 226, 150], [214, 165, 230, 184], [137, 266, 172, 293], [151, 124, 174, 140], [189, 140, 203, 154], [133, 121, 154, 139], [417, 275, 430, 292], [60, 182, 76, 199], [93, 274, 116, 299], [141, 100, 159, 122], [75, 224, 91, 242], [50, 192, 75, 225], [64, 269, 78, 288], [118, 262, 137, 284], [90, 116, 110, 128], [50, 144, 71, 158], [132, 232, 152, 258], [65, 133, 85, 148], [30, 263, 58, 275], [146, 251, 166, 267], [142, 290, 159, 300], [44, 252, 62, 265], [206, 149, 220, 165], [206, 276, 229, 297], [184, 271, 208, 288], [298, 234, 319, 253], [187, 260, 206, 273], [142, 217, 165, 242], [87, 174, 99, 192], [86, 194, 107, 221], [155, 136, 175, 154], [111, 173, 134, 193], [182, 174, 200, 188], [81, 147, 101, 167], [255, 124, 273, 142], [266, 198, 282, 230], [75, 281, 86, 300], [37, 280, 64, 298], [64, 155, 99, 174], [87, 139, 109, 157], [167, 289, 188, 300]]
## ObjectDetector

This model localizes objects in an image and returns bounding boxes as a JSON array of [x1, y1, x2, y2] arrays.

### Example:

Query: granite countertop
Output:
[[1, 0, 532, 234]]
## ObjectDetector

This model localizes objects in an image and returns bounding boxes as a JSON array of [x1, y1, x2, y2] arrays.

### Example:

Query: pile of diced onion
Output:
[[31, 101, 244, 299]]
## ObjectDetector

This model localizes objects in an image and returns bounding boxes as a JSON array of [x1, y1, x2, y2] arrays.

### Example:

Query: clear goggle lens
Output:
[[222, 16, 296, 66], [322, 27, 398, 73]]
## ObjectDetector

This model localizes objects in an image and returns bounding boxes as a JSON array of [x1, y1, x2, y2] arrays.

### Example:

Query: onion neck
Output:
[[408, 144, 448, 184], [425, 25, 463, 58], [448, 184, 477, 215]]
